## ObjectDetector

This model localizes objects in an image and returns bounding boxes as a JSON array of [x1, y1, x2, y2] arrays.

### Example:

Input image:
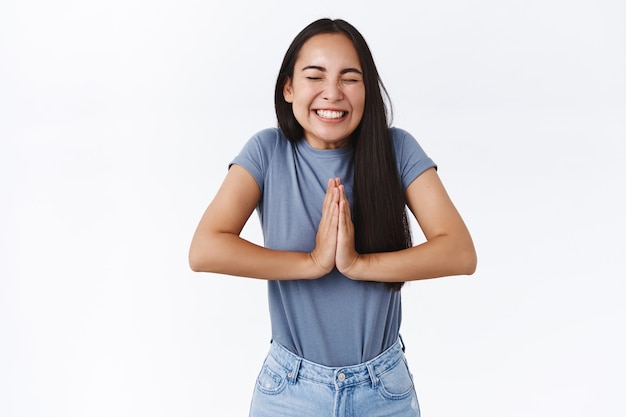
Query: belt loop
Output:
[[287, 358, 301, 385], [399, 334, 406, 353], [367, 364, 378, 388]]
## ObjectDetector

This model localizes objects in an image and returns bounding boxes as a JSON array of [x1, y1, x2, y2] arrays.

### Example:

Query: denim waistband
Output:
[[267, 339, 406, 390]]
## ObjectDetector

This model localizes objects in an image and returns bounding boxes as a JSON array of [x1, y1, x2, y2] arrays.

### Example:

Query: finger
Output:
[[312, 182, 340, 273], [337, 197, 358, 273], [323, 178, 334, 204], [320, 179, 336, 219], [338, 185, 351, 217], [338, 198, 351, 233], [319, 181, 340, 237]]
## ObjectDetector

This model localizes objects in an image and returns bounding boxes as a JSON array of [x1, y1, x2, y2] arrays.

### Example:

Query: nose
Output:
[[322, 79, 344, 102]]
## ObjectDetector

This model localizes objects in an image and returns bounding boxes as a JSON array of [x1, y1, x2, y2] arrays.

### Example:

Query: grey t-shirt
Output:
[[231, 127, 436, 366]]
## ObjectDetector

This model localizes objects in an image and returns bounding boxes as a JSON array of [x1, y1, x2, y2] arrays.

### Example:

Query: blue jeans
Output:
[[249, 339, 420, 417]]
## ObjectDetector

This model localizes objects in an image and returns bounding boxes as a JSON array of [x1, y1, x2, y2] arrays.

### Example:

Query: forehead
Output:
[[296, 33, 361, 68]]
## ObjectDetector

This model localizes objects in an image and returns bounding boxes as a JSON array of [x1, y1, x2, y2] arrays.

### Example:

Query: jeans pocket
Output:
[[255, 356, 288, 395], [377, 357, 415, 400]]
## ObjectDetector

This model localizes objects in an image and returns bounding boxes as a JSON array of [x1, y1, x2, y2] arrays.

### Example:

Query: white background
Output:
[[1, 1, 625, 416]]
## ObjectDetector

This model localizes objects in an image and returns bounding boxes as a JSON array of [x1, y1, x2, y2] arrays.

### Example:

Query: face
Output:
[[283, 33, 365, 149]]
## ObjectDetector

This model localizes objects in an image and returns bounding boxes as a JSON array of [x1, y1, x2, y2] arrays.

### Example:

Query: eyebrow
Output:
[[301, 65, 363, 75]]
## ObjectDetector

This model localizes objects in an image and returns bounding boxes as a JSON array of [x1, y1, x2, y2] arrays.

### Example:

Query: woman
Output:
[[189, 18, 476, 417]]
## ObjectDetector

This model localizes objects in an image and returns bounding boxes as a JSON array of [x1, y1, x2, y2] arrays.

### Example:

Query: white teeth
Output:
[[316, 110, 345, 119]]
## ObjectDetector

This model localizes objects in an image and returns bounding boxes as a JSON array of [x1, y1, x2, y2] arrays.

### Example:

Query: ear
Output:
[[283, 77, 294, 103]]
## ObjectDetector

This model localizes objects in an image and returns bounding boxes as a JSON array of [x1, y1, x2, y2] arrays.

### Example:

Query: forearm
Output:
[[189, 232, 326, 280], [342, 234, 477, 283]]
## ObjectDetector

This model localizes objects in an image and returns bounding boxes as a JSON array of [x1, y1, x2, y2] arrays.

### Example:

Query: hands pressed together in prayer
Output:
[[310, 178, 361, 278]]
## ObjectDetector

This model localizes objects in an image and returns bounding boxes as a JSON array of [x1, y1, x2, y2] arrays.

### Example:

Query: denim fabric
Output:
[[249, 340, 420, 417]]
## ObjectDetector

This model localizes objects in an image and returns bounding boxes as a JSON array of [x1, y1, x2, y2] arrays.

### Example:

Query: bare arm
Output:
[[188, 165, 338, 280], [337, 167, 477, 282]]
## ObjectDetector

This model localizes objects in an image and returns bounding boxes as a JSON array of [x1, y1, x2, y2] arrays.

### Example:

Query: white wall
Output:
[[1, 1, 625, 416]]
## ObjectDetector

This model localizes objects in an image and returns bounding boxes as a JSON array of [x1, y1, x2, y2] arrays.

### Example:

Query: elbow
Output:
[[458, 241, 477, 276], [440, 233, 476, 277], [189, 231, 238, 274], [188, 239, 217, 273], [188, 247, 204, 272], [189, 254, 203, 273], [463, 252, 478, 276]]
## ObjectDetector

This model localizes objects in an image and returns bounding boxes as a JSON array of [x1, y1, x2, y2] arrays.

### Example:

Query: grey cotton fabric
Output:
[[231, 127, 436, 366]]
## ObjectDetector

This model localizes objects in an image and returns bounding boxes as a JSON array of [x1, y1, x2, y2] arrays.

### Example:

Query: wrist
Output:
[[307, 251, 334, 279], [338, 253, 364, 280]]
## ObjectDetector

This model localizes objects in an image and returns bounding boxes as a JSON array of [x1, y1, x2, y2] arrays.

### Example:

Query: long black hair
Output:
[[275, 19, 411, 290]]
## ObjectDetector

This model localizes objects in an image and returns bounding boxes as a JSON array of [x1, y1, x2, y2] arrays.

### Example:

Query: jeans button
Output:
[[337, 372, 346, 382]]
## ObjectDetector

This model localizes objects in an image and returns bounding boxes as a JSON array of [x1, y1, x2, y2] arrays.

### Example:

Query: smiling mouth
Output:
[[315, 109, 346, 119]]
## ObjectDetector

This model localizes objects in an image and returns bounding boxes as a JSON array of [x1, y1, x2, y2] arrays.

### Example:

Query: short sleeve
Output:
[[391, 127, 437, 190], [230, 128, 281, 193]]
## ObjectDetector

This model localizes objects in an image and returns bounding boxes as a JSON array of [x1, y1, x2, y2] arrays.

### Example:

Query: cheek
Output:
[[352, 89, 366, 111], [291, 89, 313, 110], [354, 94, 366, 115]]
